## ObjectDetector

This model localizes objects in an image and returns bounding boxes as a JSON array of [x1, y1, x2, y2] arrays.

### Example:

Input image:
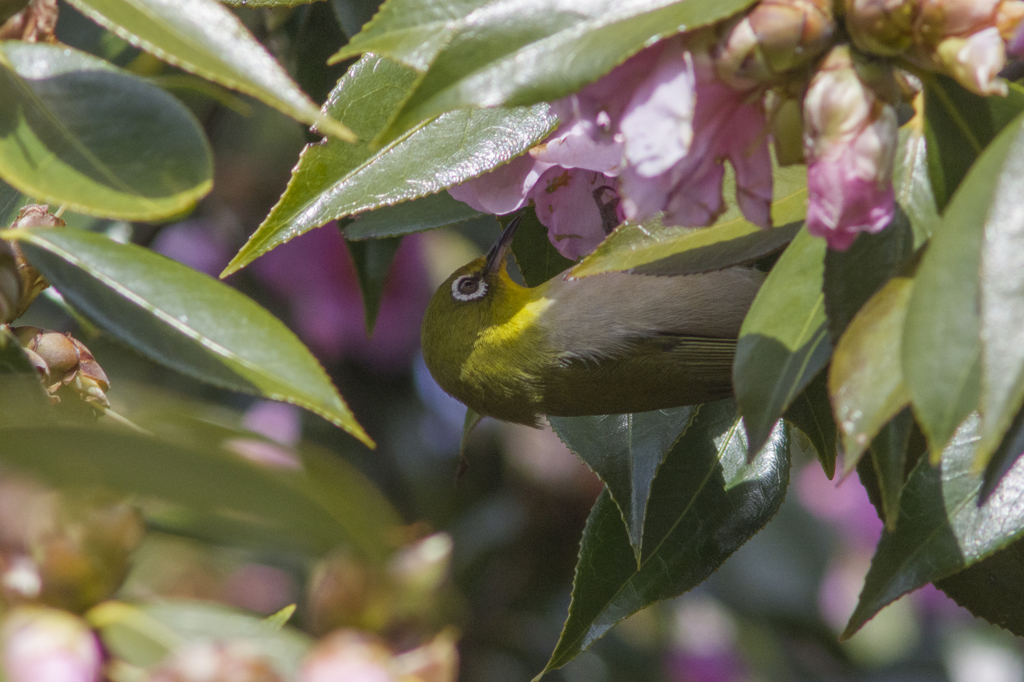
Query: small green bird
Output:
[[421, 216, 765, 426]]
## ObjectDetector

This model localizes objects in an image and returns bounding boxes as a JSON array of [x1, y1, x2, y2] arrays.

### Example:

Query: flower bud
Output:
[[715, 0, 835, 86], [306, 551, 378, 635], [391, 631, 459, 682], [299, 631, 397, 682], [998, 0, 1024, 43], [1, 606, 102, 682], [845, 0, 916, 56], [388, 533, 452, 613], [933, 27, 1008, 95], [803, 46, 898, 249], [916, 0, 1000, 44], [149, 641, 283, 682], [7, 205, 62, 320], [11, 328, 110, 409]]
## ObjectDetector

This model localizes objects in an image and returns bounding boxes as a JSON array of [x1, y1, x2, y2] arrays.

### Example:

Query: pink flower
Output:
[[933, 26, 1008, 95], [1, 607, 102, 682], [802, 45, 897, 249], [531, 167, 620, 260], [446, 153, 553, 215]]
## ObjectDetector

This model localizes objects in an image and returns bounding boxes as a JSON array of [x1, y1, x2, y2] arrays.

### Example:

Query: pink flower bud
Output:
[[845, 0, 916, 56], [1, 606, 102, 682], [934, 27, 1008, 95], [299, 631, 397, 682], [149, 641, 282, 682], [803, 46, 898, 249]]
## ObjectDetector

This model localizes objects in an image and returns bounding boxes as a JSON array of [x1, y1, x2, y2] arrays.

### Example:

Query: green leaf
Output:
[[829, 273, 914, 470], [344, 191, 484, 241], [936, 537, 1024, 636], [893, 121, 939, 243], [347, 235, 401, 333], [822, 209, 915, 342], [220, 0, 316, 5], [571, 165, 807, 278], [93, 600, 313, 676], [976, 117, 1024, 471], [782, 370, 837, 479], [843, 412, 1024, 639], [868, 408, 915, 531], [263, 604, 297, 630], [0, 41, 211, 220], [923, 76, 1024, 211], [224, 55, 556, 275], [0, 424, 360, 556], [548, 407, 696, 563], [510, 207, 574, 287], [65, 0, 355, 142], [9, 227, 373, 448], [540, 400, 788, 676], [734, 227, 831, 456], [334, 0, 756, 142], [903, 113, 1024, 460], [0, 326, 51, 425]]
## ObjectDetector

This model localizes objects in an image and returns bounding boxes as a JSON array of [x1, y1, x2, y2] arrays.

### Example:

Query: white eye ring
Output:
[[452, 275, 487, 301]]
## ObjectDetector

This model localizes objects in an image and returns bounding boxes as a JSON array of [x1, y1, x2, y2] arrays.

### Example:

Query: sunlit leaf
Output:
[[0, 42, 211, 220], [66, 0, 355, 141], [8, 228, 373, 448]]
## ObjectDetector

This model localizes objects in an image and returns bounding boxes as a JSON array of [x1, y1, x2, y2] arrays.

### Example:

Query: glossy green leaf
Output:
[[893, 121, 939, 242], [511, 208, 574, 287], [936, 537, 1024, 636], [549, 407, 696, 562], [0, 42, 211, 220], [0, 424, 358, 555], [93, 600, 313, 676], [344, 191, 484, 241], [734, 227, 831, 457], [540, 400, 788, 676], [9, 228, 373, 448], [334, 0, 756, 142], [830, 273, 914, 470], [843, 413, 1024, 639], [782, 371, 836, 479], [976, 118, 1024, 471], [225, 55, 556, 275], [822, 209, 914, 342], [923, 76, 1024, 211], [903, 113, 1024, 460], [220, 0, 315, 5], [348, 235, 401, 333], [65, 0, 354, 142], [571, 165, 807, 278], [868, 408, 914, 531], [0, 326, 50, 425]]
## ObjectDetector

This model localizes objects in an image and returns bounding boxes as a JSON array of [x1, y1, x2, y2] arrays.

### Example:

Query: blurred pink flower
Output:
[[300, 632, 396, 682], [250, 224, 431, 372], [795, 463, 882, 550], [803, 45, 897, 250], [1, 607, 101, 682]]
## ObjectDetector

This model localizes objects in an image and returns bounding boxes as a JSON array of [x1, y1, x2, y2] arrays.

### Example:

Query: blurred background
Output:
[[1, 2, 1022, 680]]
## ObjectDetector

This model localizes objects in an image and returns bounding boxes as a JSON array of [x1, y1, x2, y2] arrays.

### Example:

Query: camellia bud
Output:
[[11, 327, 110, 409], [149, 641, 283, 682], [7, 205, 61, 321], [715, 0, 835, 86], [1, 606, 102, 682], [388, 533, 452, 619], [391, 631, 459, 682], [933, 27, 1008, 95], [997, 0, 1024, 42], [306, 550, 378, 636], [845, 0, 916, 56], [299, 631, 397, 682], [803, 45, 898, 249]]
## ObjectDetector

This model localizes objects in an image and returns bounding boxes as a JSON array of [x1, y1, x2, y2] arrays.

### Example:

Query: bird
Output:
[[420, 215, 765, 426]]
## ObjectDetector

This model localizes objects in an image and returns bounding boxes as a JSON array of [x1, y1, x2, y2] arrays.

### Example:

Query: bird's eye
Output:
[[452, 275, 487, 301]]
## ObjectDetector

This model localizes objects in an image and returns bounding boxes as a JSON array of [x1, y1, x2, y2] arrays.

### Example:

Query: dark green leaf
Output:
[[923, 76, 1024, 211], [548, 407, 696, 562], [347, 235, 402, 333], [903, 113, 1024, 461], [335, 0, 756, 142], [0, 326, 50, 425], [868, 408, 914, 531], [92, 600, 313, 676], [344, 191, 484, 241], [830, 272, 914, 471], [976, 117, 1024, 471], [0, 425, 359, 555], [822, 208, 914, 342], [571, 165, 807, 278], [511, 208, 574, 287], [66, 0, 354, 141], [734, 227, 831, 456], [843, 413, 1024, 639], [936, 537, 1024, 636], [541, 400, 789, 675], [225, 55, 556, 275], [0, 42, 212, 220], [783, 370, 837, 479], [11, 228, 373, 448]]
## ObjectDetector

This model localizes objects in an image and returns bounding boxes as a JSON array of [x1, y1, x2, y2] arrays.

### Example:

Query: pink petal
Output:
[[447, 153, 553, 215], [529, 167, 616, 260]]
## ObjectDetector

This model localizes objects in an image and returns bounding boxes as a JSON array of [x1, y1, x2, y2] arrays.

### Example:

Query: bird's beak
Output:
[[484, 213, 522, 275]]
